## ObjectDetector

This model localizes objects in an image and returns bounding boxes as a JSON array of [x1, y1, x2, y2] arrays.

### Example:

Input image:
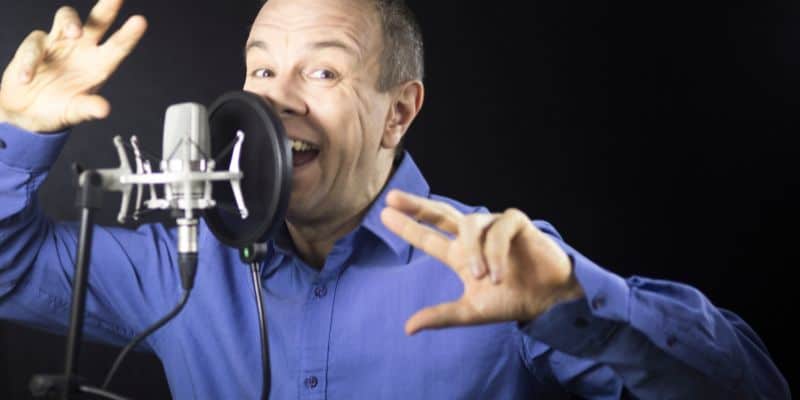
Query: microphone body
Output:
[[161, 103, 212, 289], [162, 103, 212, 211]]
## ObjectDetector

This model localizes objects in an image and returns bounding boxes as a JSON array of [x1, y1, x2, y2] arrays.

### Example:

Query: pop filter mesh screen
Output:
[[205, 91, 292, 248]]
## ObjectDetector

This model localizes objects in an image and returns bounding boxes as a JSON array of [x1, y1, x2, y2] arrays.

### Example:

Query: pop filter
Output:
[[204, 91, 292, 248]]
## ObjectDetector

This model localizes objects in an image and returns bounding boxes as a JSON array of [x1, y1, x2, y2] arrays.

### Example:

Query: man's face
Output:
[[244, 0, 396, 225]]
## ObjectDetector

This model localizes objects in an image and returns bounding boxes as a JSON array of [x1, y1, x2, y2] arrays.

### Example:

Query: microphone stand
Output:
[[29, 167, 130, 400]]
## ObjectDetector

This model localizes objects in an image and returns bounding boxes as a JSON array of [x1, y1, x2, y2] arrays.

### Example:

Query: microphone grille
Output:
[[163, 103, 211, 162]]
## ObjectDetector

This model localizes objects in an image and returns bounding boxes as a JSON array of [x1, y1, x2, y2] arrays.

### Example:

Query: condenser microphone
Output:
[[87, 91, 291, 287], [161, 103, 213, 288], [161, 103, 212, 211], [90, 102, 251, 290]]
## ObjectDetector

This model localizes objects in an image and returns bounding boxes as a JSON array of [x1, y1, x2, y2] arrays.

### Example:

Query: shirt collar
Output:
[[360, 151, 430, 256], [270, 151, 430, 261]]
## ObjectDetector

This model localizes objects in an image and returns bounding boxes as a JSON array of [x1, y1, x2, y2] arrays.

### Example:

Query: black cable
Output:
[[79, 385, 133, 400], [101, 290, 191, 390], [249, 261, 270, 400]]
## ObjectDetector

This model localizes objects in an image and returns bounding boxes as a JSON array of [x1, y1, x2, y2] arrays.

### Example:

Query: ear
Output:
[[382, 80, 424, 149]]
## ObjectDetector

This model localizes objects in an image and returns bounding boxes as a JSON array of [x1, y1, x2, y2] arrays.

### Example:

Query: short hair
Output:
[[371, 0, 425, 91]]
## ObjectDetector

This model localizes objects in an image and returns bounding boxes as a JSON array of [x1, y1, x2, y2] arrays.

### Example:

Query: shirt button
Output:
[[304, 375, 318, 389], [591, 295, 606, 309], [314, 285, 327, 298], [0, 138, 6, 149], [666, 335, 678, 347]]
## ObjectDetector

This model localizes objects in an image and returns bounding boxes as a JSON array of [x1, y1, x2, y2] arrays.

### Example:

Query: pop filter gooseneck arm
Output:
[[206, 91, 293, 400]]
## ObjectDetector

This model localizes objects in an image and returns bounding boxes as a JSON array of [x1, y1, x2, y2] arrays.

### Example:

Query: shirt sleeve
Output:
[[517, 220, 791, 399], [0, 123, 182, 350]]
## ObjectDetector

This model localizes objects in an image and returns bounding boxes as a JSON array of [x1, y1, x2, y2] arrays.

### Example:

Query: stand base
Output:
[[29, 374, 85, 399]]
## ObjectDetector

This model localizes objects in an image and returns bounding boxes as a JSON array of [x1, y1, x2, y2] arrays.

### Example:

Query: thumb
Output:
[[405, 300, 470, 336], [66, 94, 111, 124]]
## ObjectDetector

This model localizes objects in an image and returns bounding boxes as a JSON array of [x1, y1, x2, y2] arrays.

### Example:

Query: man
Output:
[[0, 0, 790, 398]]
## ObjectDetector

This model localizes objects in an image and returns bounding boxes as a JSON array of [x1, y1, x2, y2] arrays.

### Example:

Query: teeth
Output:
[[289, 139, 317, 152]]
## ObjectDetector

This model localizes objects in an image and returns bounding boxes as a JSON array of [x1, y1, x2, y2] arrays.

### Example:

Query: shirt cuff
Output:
[[519, 238, 632, 356], [0, 123, 69, 171]]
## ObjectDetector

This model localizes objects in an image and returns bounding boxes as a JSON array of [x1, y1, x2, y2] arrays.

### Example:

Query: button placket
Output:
[[298, 276, 338, 398]]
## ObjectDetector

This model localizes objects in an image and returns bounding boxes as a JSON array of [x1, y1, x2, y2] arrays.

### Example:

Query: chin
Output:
[[286, 191, 319, 221]]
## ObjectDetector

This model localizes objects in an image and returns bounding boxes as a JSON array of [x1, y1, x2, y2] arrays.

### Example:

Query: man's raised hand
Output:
[[380, 190, 585, 335], [0, 0, 147, 133]]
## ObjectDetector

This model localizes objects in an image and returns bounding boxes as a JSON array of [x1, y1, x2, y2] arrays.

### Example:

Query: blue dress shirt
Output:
[[0, 123, 790, 399]]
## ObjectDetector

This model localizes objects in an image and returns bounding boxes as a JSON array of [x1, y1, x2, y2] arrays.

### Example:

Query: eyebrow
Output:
[[245, 40, 269, 54], [244, 39, 361, 60]]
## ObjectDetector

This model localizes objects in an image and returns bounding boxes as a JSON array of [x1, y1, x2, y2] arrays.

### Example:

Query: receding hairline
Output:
[[250, 0, 424, 91]]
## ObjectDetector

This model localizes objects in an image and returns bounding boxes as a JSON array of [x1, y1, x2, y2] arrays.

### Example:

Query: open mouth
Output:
[[289, 138, 320, 168]]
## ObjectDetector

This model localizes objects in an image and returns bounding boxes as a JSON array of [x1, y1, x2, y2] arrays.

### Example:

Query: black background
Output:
[[1, 0, 797, 398]]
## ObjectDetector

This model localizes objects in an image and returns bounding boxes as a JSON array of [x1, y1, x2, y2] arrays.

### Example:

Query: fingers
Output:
[[48, 6, 83, 43], [405, 300, 469, 335], [385, 190, 462, 234], [10, 30, 47, 84], [457, 214, 494, 279], [381, 207, 452, 263], [84, 0, 126, 43], [66, 94, 111, 123], [483, 208, 530, 284], [384, 190, 537, 285], [100, 15, 148, 69]]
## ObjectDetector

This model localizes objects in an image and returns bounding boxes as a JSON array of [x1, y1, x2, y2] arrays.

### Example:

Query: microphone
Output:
[[161, 103, 213, 289], [91, 103, 249, 290], [86, 91, 291, 287]]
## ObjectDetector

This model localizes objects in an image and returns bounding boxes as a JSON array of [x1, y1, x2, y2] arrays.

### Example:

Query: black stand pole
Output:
[[62, 171, 102, 397], [29, 168, 129, 400], [240, 243, 271, 400]]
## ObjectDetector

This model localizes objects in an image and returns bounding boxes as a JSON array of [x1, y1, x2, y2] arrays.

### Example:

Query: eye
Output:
[[251, 68, 274, 79], [308, 68, 337, 80]]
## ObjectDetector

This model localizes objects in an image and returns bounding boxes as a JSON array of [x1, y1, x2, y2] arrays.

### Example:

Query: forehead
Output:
[[250, 0, 382, 57]]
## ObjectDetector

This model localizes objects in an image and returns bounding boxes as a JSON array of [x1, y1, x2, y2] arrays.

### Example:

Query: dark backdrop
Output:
[[1, 0, 797, 398]]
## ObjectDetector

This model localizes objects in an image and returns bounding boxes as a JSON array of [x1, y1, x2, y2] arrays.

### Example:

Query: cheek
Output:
[[313, 97, 366, 154], [307, 86, 388, 167]]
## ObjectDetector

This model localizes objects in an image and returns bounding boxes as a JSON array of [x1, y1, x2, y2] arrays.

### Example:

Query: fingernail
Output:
[[471, 259, 481, 277], [490, 269, 499, 284], [19, 70, 31, 83]]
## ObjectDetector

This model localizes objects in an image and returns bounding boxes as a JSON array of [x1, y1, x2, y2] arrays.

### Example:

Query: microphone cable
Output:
[[100, 259, 270, 398], [249, 261, 270, 400], [102, 247, 199, 391], [101, 289, 192, 390]]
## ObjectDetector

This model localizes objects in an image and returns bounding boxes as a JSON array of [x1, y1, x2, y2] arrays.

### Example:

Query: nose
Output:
[[251, 75, 309, 117]]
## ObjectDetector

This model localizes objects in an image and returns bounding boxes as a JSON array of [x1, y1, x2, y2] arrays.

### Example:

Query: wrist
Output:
[[0, 110, 55, 134], [523, 258, 585, 322], [555, 273, 585, 304], [0, 108, 25, 131]]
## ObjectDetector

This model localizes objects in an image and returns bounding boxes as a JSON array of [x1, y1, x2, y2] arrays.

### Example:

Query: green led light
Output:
[[243, 247, 250, 258]]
